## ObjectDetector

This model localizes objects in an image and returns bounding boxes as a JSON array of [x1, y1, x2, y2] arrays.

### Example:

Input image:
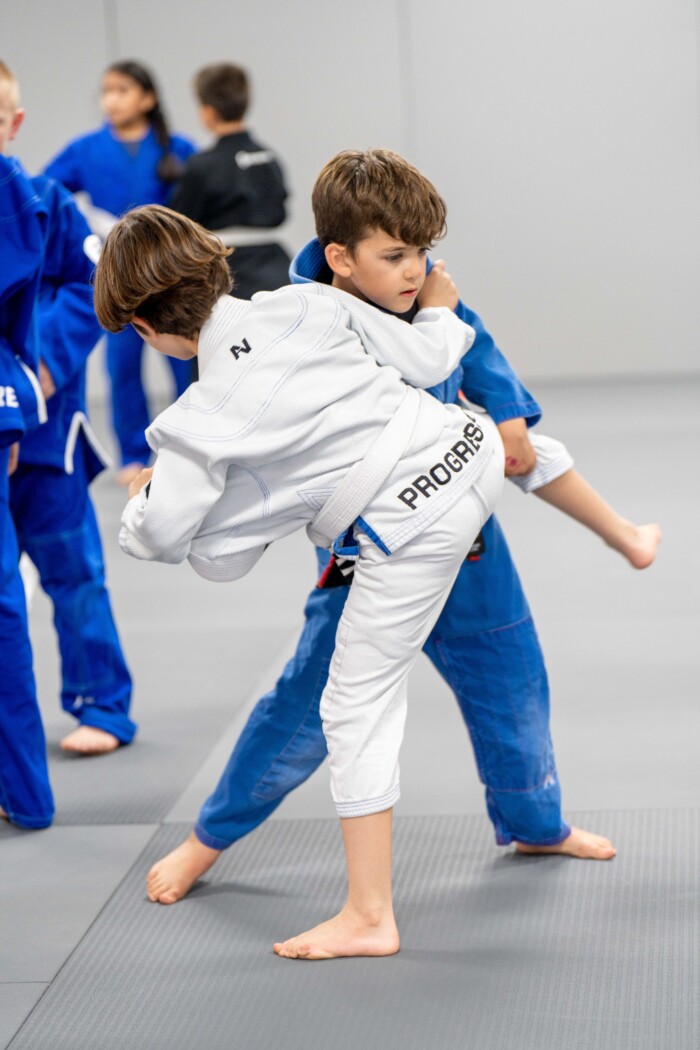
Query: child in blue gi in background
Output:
[[0, 150, 54, 827], [44, 60, 195, 486], [146, 150, 660, 910], [1, 61, 135, 757]]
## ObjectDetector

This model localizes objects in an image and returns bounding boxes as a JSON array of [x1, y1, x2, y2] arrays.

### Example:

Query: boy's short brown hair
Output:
[[312, 149, 447, 252], [93, 205, 233, 338], [194, 63, 249, 123]]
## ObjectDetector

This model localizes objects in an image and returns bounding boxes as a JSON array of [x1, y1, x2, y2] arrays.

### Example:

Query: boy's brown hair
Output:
[[194, 63, 249, 123], [312, 149, 447, 252], [93, 205, 232, 338]]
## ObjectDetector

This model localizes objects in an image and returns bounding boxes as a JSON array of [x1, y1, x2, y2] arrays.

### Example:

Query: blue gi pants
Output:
[[0, 448, 54, 828], [10, 448, 136, 744], [106, 326, 193, 466], [196, 515, 570, 850]]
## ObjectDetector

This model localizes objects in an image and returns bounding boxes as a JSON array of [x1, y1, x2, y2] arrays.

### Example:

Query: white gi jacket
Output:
[[120, 288, 495, 581]]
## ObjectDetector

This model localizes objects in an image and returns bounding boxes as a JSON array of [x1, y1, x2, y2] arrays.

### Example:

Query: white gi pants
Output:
[[321, 438, 505, 818]]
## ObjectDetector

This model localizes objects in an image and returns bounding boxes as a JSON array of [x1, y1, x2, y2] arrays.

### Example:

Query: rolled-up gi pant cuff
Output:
[[335, 784, 400, 818]]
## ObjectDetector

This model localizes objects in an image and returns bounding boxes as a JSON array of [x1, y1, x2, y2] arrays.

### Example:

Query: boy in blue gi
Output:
[[43, 60, 195, 486], [1, 61, 135, 756], [0, 150, 54, 827], [147, 150, 658, 912]]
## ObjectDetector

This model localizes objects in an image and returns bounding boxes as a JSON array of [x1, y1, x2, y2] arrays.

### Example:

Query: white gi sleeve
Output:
[[507, 433, 575, 494], [119, 436, 228, 567], [343, 299, 475, 388], [291, 285, 475, 389]]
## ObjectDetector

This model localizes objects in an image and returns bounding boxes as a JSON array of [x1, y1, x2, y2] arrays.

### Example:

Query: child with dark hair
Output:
[[170, 62, 291, 300], [44, 60, 196, 485]]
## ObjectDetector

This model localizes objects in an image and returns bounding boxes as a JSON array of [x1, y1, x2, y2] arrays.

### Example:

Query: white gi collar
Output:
[[198, 295, 251, 375]]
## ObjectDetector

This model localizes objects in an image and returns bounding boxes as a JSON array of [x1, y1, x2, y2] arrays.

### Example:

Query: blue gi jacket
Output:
[[44, 124, 196, 215], [18, 174, 106, 475], [0, 157, 46, 447], [289, 239, 542, 426]]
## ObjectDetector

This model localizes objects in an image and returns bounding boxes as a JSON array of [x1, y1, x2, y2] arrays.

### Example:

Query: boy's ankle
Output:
[[343, 900, 394, 928]]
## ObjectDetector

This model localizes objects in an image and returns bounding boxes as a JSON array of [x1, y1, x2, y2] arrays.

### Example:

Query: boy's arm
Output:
[[43, 142, 83, 195], [0, 158, 47, 439], [34, 180, 102, 393], [305, 287, 474, 390], [119, 432, 228, 566], [455, 299, 541, 428], [0, 343, 29, 450]]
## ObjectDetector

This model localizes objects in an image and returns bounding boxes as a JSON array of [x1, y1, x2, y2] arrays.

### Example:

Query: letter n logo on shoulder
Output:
[[230, 337, 252, 361]]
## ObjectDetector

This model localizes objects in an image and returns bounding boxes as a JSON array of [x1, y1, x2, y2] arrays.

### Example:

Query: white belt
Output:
[[212, 225, 287, 248], [307, 386, 422, 549]]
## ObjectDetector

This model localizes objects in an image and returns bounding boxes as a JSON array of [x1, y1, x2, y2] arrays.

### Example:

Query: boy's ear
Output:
[[131, 317, 155, 340], [9, 109, 25, 141], [324, 242, 353, 278], [199, 104, 219, 131]]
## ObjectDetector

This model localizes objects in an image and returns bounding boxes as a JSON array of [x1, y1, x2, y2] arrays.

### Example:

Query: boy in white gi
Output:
[[146, 150, 659, 915], [94, 204, 505, 961]]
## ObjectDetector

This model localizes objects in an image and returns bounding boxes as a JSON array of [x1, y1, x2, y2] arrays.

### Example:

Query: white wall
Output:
[[4, 0, 699, 382]]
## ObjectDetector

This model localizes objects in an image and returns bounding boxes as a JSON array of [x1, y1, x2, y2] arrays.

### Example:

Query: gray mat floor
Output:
[[8, 812, 700, 1050], [2, 377, 698, 1049]]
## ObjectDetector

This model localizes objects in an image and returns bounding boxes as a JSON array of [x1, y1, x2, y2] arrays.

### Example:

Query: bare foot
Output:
[[274, 904, 400, 960], [115, 462, 147, 487], [0, 806, 8, 822], [515, 826, 616, 860], [613, 522, 662, 570], [60, 726, 121, 755], [147, 832, 221, 904]]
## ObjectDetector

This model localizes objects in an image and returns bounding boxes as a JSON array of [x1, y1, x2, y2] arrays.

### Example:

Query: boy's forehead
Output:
[[0, 82, 17, 114], [360, 228, 420, 250]]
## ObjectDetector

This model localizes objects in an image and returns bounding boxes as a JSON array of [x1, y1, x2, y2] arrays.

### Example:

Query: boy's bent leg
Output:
[[322, 487, 494, 820], [424, 514, 614, 859], [148, 584, 346, 903], [0, 464, 54, 829], [11, 464, 135, 749], [196, 585, 346, 847]]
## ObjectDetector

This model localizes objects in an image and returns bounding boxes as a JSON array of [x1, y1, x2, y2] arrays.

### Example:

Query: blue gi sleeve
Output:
[[454, 299, 542, 427], [169, 134, 197, 165], [32, 177, 101, 391], [0, 157, 47, 443], [0, 344, 24, 446], [43, 140, 86, 195]]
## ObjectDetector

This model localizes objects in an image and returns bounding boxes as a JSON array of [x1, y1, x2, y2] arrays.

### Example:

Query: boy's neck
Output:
[[331, 272, 369, 304], [329, 272, 416, 323], [213, 119, 246, 137]]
